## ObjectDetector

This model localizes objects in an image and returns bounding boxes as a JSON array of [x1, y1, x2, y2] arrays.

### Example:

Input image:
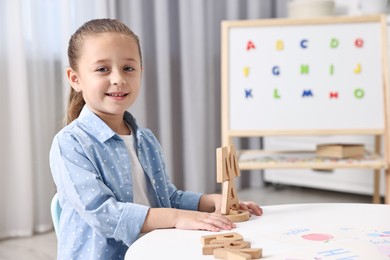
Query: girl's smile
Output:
[[105, 91, 129, 98]]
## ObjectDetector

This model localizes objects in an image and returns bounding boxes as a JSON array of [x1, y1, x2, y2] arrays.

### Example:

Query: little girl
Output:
[[50, 18, 262, 259]]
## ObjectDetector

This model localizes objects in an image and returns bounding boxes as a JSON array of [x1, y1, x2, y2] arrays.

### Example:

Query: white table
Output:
[[125, 203, 390, 259]]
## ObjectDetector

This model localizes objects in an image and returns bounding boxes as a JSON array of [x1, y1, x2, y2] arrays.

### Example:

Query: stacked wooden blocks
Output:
[[201, 232, 262, 259]]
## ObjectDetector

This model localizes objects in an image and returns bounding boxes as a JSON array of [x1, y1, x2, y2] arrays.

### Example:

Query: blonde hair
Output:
[[66, 19, 142, 124]]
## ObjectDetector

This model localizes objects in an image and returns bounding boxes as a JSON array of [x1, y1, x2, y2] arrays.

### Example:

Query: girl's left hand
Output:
[[238, 201, 263, 216]]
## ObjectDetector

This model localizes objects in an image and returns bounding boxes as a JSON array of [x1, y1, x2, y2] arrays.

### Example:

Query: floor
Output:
[[0, 184, 374, 260]]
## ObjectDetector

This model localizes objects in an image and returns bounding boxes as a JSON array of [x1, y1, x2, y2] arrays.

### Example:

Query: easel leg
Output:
[[386, 168, 390, 204], [373, 169, 380, 204]]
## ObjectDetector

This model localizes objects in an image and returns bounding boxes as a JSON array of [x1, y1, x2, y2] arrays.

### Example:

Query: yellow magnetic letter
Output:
[[276, 40, 284, 51], [243, 67, 250, 77], [354, 64, 361, 74]]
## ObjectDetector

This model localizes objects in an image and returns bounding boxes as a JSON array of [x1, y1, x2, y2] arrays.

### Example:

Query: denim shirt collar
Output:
[[77, 105, 139, 143]]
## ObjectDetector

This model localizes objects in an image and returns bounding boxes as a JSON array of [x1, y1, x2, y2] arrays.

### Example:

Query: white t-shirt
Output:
[[121, 134, 152, 207]]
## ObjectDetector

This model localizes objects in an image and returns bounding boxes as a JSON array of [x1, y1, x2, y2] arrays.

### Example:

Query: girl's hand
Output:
[[198, 194, 222, 213], [238, 201, 263, 216], [174, 210, 236, 232], [199, 194, 263, 216]]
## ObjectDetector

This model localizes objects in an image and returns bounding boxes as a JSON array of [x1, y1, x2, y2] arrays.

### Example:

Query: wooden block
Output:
[[224, 210, 250, 222], [217, 147, 230, 183], [220, 181, 231, 214], [202, 243, 224, 255], [228, 145, 240, 178], [226, 240, 251, 250], [204, 241, 250, 257], [211, 240, 251, 249], [201, 233, 248, 255], [316, 143, 365, 158], [217, 145, 245, 218], [201, 232, 243, 245], [214, 248, 251, 260], [214, 248, 262, 259], [239, 248, 262, 259], [226, 250, 251, 260], [221, 179, 240, 214]]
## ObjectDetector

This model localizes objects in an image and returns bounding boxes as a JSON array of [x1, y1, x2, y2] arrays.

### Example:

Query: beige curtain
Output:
[[0, 0, 287, 239]]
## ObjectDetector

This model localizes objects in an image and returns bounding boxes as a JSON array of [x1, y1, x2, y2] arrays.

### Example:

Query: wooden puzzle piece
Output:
[[217, 145, 240, 214], [213, 248, 262, 260], [217, 145, 250, 222], [203, 240, 250, 255], [201, 232, 243, 245], [202, 232, 245, 255], [218, 250, 251, 260], [224, 209, 250, 223], [201, 232, 262, 259]]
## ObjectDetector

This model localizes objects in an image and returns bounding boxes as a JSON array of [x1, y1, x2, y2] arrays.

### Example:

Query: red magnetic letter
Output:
[[355, 38, 364, 48], [246, 40, 256, 51]]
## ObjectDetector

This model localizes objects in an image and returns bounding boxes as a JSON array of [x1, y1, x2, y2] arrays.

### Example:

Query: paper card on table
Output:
[[262, 226, 363, 247], [266, 239, 390, 260]]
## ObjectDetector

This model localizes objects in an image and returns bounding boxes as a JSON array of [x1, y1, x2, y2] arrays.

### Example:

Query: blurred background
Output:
[[0, 1, 388, 257]]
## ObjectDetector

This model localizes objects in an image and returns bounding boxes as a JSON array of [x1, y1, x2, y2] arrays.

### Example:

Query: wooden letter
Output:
[[214, 248, 263, 259], [202, 232, 245, 255], [217, 146, 250, 221], [201, 232, 243, 245], [217, 146, 240, 214]]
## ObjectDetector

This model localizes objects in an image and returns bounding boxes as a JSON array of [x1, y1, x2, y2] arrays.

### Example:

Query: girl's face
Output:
[[67, 32, 142, 122]]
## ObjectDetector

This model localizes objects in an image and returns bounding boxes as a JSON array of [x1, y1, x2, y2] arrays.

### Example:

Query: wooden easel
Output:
[[217, 145, 250, 222], [221, 15, 390, 204]]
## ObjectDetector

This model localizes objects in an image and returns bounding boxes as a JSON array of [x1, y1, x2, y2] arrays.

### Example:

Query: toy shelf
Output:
[[238, 150, 387, 170]]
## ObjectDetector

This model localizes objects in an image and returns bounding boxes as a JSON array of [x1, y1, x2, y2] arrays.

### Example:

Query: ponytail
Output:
[[66, 88, 85, 124]]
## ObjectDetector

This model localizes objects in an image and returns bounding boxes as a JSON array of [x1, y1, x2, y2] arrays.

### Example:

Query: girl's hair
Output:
[[66, 19, 142, 124]]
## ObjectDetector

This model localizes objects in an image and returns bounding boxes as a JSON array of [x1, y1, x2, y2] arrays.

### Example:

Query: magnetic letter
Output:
[[300, 39, 308, 49], [329, 64, 334, 75], [243, 67, 250, 77], [276, 40, 284, 51], [330, 38, 339, 48], [354, 88, 364, 99], [245, 89, 253, 98], [246, 40, 256, 51], [300, 65, 309, 74], [274, 89, 281, 99], [354, 64, 361, 74], [355, 38, 364, 48], [302, 90, 313, 97], [329, 92, 338, 98], [272, 66, 280, 76]]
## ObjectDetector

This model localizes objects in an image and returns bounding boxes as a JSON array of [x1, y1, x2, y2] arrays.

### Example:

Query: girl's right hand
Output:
[[174, 209, 236, 232]]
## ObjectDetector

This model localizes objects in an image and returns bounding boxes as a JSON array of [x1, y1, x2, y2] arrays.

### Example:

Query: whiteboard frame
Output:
[[221, 15, 390, 146]]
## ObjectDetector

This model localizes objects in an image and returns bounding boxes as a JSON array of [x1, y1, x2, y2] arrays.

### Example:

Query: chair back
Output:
[[50, 193, 62, 237]]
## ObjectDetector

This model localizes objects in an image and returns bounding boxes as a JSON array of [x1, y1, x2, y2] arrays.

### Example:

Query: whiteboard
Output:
[[222, 16, 388, 135]]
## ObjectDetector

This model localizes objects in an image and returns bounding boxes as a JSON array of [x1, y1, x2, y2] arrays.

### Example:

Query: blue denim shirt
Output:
[[50, 106, 202, 260]]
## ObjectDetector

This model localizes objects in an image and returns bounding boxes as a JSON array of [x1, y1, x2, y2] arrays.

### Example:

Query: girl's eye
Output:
[[124, 66, 134, 72], [96, 67, 109, 73]]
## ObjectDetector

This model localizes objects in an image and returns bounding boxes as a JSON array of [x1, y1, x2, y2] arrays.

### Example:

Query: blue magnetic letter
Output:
[[272, 66, 280, 76], [300, 39, 308, 48], [302, 90, 313, 97], [245, 89, 253, 98]]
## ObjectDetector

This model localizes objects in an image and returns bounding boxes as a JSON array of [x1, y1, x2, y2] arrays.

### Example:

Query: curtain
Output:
[[0, 0, 287, 239]]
